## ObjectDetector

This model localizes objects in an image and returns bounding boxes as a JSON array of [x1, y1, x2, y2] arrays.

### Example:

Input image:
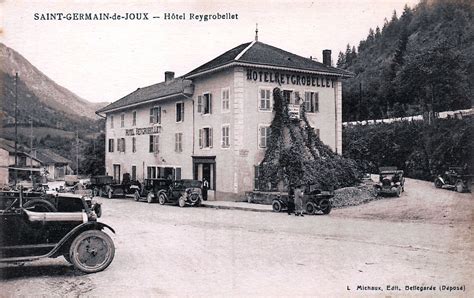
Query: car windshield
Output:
[[182, 180, 202, 188]]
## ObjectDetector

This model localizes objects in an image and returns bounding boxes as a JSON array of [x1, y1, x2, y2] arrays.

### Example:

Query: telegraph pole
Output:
[[14, 73, 18, 186], [30, 118, 33, 183], [76, 131, 79, 175]]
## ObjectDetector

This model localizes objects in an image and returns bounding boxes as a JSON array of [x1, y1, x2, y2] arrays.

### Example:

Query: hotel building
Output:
[[96, 38, 352, 200]]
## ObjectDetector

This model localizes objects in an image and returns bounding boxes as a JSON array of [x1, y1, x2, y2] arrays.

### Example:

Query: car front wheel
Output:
[[69, 230, 115, 273], [147, 193, 154, 203], [134, 190, 140, 201], [318, 198, 332, 215], [305, 202, 316, 215], [272, 200, 282, 212], [158, 193, 167, 205]]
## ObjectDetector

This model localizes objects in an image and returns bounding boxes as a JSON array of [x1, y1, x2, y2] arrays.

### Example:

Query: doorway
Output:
[[192, 156, 216, 199]]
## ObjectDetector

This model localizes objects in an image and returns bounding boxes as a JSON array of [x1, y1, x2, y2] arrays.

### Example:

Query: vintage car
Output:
[[0, 189, 115, 273], [434, 166, 472, 193], [0, 191, 102, 217], [148, 179, 202, 207], [374, 166, 405, 197], [88, 173, 140, 199], [133, 178, 173, 203], [271, 184, 333, 215]]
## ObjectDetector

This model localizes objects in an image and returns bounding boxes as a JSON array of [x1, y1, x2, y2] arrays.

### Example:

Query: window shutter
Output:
[[315, 93, 319, 112], [181, 103, 185, 121], [149, 135, 153, 152], [156, 135, 159, 153], [209, 127, 213, 148], [158, 107, 161, 124], [209, 93, 213, 114], [149, 108, 154, 123], [197, 96, 202, 113], [199, 129, 203, 148], [175, 133, 178, 152], [123, 138, 126, 152], [259, 127, 263, 147]]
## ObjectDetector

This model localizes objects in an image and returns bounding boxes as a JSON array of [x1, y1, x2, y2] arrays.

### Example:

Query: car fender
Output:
[[49, 221, 115, 258], [157, 189, 168, 198], [436, 177, 445, 185]]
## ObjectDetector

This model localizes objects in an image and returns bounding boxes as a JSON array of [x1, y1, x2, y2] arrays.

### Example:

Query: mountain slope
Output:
[[338, 0, 473, 121], [0, 42, 107, 120]]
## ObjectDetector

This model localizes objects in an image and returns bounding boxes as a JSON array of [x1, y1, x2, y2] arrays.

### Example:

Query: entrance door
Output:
[[192, 156, 216, 199]]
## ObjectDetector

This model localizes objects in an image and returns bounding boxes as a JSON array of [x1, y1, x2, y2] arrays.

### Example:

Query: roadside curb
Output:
[[200, 203, 273, 213]]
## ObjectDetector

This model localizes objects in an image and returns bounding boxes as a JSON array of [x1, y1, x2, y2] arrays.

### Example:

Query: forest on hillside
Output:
[[338, 0, 473, 122]]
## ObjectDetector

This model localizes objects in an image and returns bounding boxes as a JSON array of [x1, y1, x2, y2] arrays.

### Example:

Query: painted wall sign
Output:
[[125, 126, 162, 136], [288, 104, 300, 120], [246, 68, 334, 88]]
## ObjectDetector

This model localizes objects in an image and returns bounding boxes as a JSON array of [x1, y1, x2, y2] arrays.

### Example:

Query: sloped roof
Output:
[[0, 137, 29, 154], [35, 149, 71, 165], [97, 77, 193, 114], [185, 41, 353, 78]]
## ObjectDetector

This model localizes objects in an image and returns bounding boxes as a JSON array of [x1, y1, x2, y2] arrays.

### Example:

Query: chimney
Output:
[[165, 71, 175, 82], [322, 49, 332, 67]]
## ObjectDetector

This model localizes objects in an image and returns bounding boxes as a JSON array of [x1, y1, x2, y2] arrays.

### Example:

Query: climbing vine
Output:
[[258, 87, 360, 191]]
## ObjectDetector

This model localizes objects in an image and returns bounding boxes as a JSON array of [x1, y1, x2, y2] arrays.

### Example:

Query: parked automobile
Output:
[[374, 166, 405, 197], [272, 184, 333, 215], [88, 173, 140, 198], [148, 179, 202, 207], [133, 178, 173, 203], [435, 167, 472, 193], [0, 190, 102, 217], [0, 189, 114, 273]]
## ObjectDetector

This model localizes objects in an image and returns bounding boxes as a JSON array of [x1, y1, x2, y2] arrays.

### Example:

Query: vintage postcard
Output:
[[0, 0, 472, 296]]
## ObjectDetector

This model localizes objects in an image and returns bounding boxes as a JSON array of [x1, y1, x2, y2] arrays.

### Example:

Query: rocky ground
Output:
[[0, 178, 472, 297]]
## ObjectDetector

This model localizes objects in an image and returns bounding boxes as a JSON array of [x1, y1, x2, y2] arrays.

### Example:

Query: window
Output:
[[176, 102, 184, 122], [304, 92, 319, 112], [283, 90, 292, 103], [117, 138, 126, 152], [132, 111, 137, 126], [132, 137, 136, 153], [120, 113, 125, 127], [108, 139, 114, 152], [198, 93, 212, 114], [199, 127, 213, 148], [150, 106, 161, 124], [222, 125, 230, 148], [147, 166, 157, 179], [258, 126, 271, 148], [149, 135, 159, 153], [175, 133, 183, 152], [131, 166, 137, 181], [259, 88, 271, 111], [221, 88, 230, 112], [110, 115, 114, 128]]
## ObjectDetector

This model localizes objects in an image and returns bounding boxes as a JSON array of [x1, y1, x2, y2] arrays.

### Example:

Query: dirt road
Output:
[[1, 178, 472, 296]]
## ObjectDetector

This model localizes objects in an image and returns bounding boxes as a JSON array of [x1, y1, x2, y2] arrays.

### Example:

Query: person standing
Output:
[[294, 183, 304, 217], [202, 178, 209, 201], [287, 184, 295, 215]]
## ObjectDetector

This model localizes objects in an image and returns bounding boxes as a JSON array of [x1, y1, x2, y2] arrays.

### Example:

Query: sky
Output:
[[0, 0, 420, 103]]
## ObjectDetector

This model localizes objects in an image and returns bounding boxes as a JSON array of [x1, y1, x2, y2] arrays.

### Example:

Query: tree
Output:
[[80, 133, 106, 175], [397, 45, 470, 115]]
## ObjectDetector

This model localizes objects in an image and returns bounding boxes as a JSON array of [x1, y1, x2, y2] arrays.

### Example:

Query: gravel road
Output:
[[1, 178, 472, 296]]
